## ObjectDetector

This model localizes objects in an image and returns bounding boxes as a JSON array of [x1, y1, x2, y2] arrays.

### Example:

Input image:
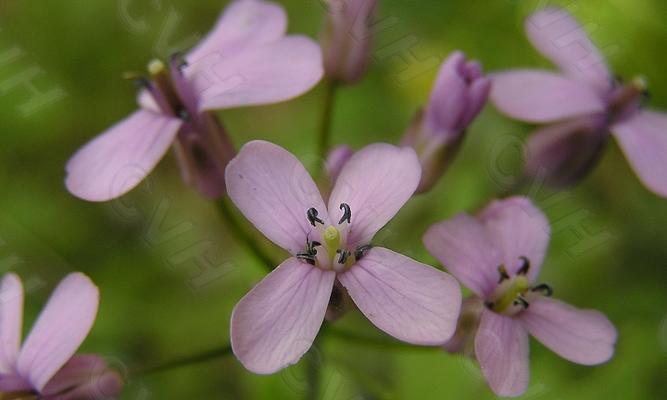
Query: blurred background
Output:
[[1, 0, 666, 398]]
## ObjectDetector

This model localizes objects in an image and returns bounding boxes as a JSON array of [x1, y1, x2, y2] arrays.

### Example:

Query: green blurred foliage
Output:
[[0, 0, 666, 399]]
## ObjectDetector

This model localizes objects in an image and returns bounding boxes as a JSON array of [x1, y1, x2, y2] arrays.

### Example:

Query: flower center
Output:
[[608, 76, 649, 123], [485, 257, 553, 316], [131, 55, 195, 121], [296, 204, 371, 272]]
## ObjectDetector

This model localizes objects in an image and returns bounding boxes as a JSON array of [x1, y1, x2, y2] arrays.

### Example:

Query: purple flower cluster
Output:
[[9, 1, 666, 399]]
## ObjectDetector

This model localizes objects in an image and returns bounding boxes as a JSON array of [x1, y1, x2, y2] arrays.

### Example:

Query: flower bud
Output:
[[402, 51, 491, 193], [321, 0, 377, 84]]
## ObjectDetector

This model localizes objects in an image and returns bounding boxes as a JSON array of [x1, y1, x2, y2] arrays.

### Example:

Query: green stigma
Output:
[[323, 226, 341, 255], [148, 59, 166, 77], [492, 276, 529, 313]]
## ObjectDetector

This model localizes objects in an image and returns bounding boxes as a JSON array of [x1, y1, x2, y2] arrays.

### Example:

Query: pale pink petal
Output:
[[611, 110, 667, 197], [526, 7, 611, 94], [231, 258, 335, 374], [17, 273, 99, 391], [479, 197, 550, 282], [65, 110, 182, 202], [338, 247, 461, 345], [423, 214, 502, 298], [328, 144, 421, 246], [42, 355, 122, 399], [475, 309, 530, 397], [225, 140, 328, 255], [520, 297, 617, 365], [525, 116, 608, 188], [0, 273, 23, 373], [490, 70, 605, 123], [190, 36, 323, 111], [186, 0, 287, 64], [137, 89, 160, 113]]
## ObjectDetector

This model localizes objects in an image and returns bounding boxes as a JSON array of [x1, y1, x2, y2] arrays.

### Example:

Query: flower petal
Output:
[[17, 273, 99, 391], [520, 297, 617, 365], [42, 355, 122, 399], [611, 110, 667, 198], [525, 116, 608, 188], [328, 144, 421, 246], [475, 309, 530, 397], [525, 7, 611, 94], [0, 273, 23, 373], [231, 258, 335, 374], [65, 110, 182, 202], [338, 247, 461, 345], [186, 0, 287, 64], [191, 36, 323, 111], [225, 140, 328, 255], [423, 214, 502, 298], [479, 197, 550, 282], [490, 70, 605, 123]]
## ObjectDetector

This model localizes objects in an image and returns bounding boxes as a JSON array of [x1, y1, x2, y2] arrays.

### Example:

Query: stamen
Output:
[[307, 208, 324, 226], [170, 52, 189, 70], [336, 249, 350, 264], [296, 253, 316, 265], [497, 265, 510, 283], [178, 108, 191, 122], [338, 203, 351, 225], [531, 283, 553, 297], [306, 238, 321, 255], [354, 244, 372, 260], [517, 256, 530, 275], [513, 296, 530, 309]]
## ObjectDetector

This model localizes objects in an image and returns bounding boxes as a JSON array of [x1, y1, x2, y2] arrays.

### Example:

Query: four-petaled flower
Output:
[[66, 0, 323, 201], [491, 7, 667, 196], [226, 140, 462, 373], [424, 196, 617, 397], [0, 273, 122, 399]]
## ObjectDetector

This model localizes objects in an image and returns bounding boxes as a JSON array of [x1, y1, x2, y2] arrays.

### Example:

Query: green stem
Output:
[[317, 79, 338, 169], [327, 327, 439, 352], [305, 346, 321, 400], [132, 344, 232, 378], [216, 198, 275, 272]]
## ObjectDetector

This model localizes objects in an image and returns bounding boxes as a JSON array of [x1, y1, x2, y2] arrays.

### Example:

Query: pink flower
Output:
[[0, 273, 122, 399], [424, 197, 617, 397], [66, 0, 323, 201], [226, 141, 461, 374], [491, 7, 667, 196], [321, 0, 377, 84], [402, 51, 491, 193]]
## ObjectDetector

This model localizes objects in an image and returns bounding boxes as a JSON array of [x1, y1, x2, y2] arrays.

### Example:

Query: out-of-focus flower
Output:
[[424, 197, 617, 397], [402, 51, 491, 193], [66, 0, 323, 201], [491, 7, 667, 196], [325, 144, 354, 183], [0, 273, 123, 399], [321, 0, 377, 84], [226, 141, 461, 374]]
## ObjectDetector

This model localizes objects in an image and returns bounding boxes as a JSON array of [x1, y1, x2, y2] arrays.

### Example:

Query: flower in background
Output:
[[402, 51, 491, 193], [424, 197, 617, 397], [491, 7, 667, 196], [325, 144, 354, 183], [66, 0, 323, 201], [226, 140, 461, 374], [0, 273, 122, 399], [321, 0, 377, 84]]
